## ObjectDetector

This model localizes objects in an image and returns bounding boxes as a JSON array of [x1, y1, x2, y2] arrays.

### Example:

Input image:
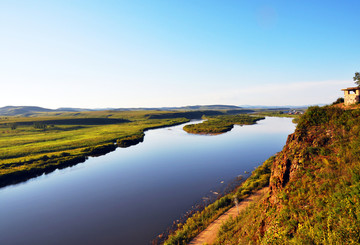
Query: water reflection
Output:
[[0, 117, 295, 245]]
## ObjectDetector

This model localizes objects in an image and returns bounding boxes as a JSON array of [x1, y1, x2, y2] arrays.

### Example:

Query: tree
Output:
[[10, 123, 17, 130], [354, 72, 360, 86], [33, 122, 47, 130]]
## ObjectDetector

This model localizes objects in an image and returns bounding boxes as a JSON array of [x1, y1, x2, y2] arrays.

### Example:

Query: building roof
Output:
[[341, 87, 360, 91]]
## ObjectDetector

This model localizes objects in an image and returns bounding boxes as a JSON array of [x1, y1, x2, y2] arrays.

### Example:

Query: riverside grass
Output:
[[163, 156, 274, 245], [0, 110, 190, 186]]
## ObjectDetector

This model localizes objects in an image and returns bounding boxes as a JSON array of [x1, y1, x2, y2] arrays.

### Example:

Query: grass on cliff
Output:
[[183, 115, 264, 134], [214, 105, 360, 244]]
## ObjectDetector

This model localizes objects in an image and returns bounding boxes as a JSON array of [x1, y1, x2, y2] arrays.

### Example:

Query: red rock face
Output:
[[269, 134, 294, 192], [268, 124, 331, 205]]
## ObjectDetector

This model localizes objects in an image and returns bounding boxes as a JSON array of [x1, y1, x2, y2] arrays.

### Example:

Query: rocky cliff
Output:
[[215, 105, 360, 244]]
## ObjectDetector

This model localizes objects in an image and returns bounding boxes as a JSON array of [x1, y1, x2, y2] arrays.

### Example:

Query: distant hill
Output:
[[0, 106, 103, 116], [55, 107, 94, 112], [0, 105, 244, 116], [0, 104, 302, 116], [240, 105, 314, 109], [179, 105, 242, 110], [112, 105, 244, 111], [0, 106, 53, 116]]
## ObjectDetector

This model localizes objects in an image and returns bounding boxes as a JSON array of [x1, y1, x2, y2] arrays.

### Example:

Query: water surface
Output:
[[0, 117, 295, 245]]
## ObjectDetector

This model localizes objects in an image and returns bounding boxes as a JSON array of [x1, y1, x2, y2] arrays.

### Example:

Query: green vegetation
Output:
[[253, 111, 301, 118], [213, 105, 360, 244], [0, 109, 263, 187], [0, 110, 192, 187], [183, 115, 264, 134], [253, 111, 302, 124], [354, 71, 360, 86], [332, 97, 344, 105], [10, 123, 17, 130], [234, 156, 273, 199], [163, 157, 274, 245]]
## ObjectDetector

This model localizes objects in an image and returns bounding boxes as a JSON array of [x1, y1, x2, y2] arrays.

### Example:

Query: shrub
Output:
[[332, 97, 344, 105]]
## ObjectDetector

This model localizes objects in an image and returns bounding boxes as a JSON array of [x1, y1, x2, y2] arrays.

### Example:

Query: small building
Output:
[[341, 87, 360, 105]]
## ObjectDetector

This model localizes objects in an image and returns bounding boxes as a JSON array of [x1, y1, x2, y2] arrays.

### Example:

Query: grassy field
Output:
[[183, 115, 265, 134], [1, 109, 261, 187], [0, 110, 194, 186]]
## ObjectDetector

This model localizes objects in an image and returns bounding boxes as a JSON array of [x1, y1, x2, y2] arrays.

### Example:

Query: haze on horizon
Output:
[[1, 0, 359, 109]]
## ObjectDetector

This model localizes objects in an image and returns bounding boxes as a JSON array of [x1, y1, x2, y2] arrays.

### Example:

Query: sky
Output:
[[1, 0, 360, 109]]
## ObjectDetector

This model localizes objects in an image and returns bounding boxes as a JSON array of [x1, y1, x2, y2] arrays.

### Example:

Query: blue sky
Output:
[[1, 0, 359, 108]]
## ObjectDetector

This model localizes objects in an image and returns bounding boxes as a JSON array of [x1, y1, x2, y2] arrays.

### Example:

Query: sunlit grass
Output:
[[0, 111, 189, 184], [183, 115, 264, 134]]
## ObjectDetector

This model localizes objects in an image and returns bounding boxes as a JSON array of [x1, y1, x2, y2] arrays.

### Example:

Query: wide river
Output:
[[0, 117, 295, 245]]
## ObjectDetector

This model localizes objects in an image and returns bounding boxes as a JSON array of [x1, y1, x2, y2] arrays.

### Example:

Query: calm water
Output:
[[0, 117, 295, 245]]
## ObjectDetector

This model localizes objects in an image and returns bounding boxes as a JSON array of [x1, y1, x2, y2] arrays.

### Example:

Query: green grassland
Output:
[[0, 110, 195, 186], [1, 109, 259, 187], [183, 115, 265, 134]]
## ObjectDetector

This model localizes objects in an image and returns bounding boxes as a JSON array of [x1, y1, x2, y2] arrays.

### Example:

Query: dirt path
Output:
[[188, 187, 269, 245]]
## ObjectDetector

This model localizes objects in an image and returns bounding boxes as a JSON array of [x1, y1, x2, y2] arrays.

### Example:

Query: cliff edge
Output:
[[215, 105, 360, 244]]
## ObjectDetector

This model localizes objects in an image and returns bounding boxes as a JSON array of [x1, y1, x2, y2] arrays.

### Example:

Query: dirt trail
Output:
[[188, 187, 269, 245]]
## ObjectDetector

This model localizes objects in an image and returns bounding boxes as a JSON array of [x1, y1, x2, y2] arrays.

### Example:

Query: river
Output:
[[0, 117, 295, 245]]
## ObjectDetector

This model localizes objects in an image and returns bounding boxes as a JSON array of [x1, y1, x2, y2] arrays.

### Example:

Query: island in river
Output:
[[0, 115, 296, 245], [183, 115, 265, 135], [0, 108, 264, 187], [165, 104, 360, 245]]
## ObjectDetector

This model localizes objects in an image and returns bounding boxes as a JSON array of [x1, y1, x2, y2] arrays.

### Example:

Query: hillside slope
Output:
[[215, 105, 360, 244], [0, 106, 53, 116]]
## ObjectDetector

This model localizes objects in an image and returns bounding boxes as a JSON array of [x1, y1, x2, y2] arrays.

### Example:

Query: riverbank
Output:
[[0, 110, 275, 188], [162, 156, 275, 245], [189, 187, 269, 245], [0, 110, 193, 187], [1, 117, 295, 245], [0, 119, 191, 187]]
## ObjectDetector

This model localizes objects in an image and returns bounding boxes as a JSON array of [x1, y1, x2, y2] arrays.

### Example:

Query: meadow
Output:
[[1, 109, 263, 187], [0, 110, 195, 186]]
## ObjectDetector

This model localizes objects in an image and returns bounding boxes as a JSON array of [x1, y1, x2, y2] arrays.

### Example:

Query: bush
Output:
[[332, 97, 344, 105]]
